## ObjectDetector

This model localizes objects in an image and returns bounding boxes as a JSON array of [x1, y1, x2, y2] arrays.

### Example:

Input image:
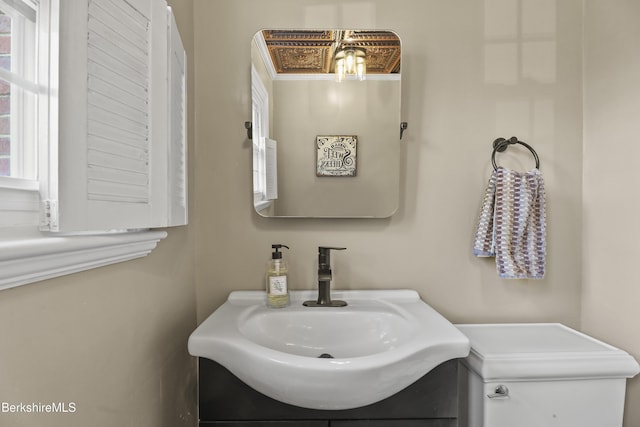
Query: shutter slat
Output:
[[87, 49, 147, 87], [88, 91, 148, 125], [88, 167, 148, 190], [87, 121, 148, 150], [88, 75, 147, 114], [88, 135, 148, 160], [88, 104, 148, 137], [87, 61, 147, 100], [88, 151, 149, 175], [87, 180, 149, 203]]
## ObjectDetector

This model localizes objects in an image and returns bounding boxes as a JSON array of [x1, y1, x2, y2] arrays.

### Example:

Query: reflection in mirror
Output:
[[251, 29, 401, 218]]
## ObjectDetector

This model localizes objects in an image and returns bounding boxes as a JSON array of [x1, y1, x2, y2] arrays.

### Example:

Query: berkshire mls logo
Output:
[[1, 401, 77, 414]]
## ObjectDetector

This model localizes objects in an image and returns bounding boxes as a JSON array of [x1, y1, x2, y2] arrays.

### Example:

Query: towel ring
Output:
[[491, 137, 540, 170]]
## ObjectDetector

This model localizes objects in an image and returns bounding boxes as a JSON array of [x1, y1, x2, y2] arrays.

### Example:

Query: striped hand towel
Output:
[[473, 167, 546, 279]]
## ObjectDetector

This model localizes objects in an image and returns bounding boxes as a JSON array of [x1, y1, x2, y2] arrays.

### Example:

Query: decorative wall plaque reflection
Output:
[[316, 135, 357, 177]]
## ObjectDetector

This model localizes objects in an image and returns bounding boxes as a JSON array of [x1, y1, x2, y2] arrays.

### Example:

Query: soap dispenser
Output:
[[266, 244, 290, 308]]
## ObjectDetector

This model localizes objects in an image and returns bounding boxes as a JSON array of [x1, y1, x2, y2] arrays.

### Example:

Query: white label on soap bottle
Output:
[[269, 276, 287, 295]]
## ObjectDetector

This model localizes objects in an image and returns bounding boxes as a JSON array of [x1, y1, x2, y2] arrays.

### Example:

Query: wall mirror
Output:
[[251, 29, 402, 218]]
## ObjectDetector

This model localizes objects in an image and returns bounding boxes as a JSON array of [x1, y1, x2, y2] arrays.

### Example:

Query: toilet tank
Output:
[[456, 323, 639, 427]]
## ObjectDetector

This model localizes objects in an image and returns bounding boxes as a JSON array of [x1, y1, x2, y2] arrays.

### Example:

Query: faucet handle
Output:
[[318, 247, 346, 269]]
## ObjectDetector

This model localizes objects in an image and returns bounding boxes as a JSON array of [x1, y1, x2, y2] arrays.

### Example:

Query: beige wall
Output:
[[195, 0, 583, 323], [583, 1, 640, 425], [0, 1, 197, 426]]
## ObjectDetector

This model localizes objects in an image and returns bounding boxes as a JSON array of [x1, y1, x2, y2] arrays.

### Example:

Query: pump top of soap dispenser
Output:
[[271, 244, 289, 259]]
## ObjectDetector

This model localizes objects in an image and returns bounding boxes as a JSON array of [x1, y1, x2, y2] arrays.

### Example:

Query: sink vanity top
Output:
[[188, 289, 470, 410]]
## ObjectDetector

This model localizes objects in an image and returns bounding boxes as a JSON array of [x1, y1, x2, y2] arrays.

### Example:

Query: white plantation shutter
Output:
[[40, 0, 186, 232], [164, 6, 187, 226], [0, 0, 187, 290]]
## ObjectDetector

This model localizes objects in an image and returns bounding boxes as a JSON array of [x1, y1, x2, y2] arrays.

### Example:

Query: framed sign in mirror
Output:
[[316, 135, 357, 177]]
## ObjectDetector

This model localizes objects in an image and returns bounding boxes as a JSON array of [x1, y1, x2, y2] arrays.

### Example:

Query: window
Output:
[[0, 0, 37, 182], [0, 1, 187, 290], [251, 64, 271, 210], [0, 0, 45, 229]]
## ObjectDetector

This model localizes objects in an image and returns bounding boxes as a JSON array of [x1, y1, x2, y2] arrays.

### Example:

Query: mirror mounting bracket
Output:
[[400, 122, 408, 140]]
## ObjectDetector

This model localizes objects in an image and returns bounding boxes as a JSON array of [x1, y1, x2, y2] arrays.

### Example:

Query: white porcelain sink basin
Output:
[[188, 289, 470, 410]]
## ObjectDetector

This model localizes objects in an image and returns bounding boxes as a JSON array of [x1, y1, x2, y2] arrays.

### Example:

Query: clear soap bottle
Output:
[[266, 244, 290, 308]]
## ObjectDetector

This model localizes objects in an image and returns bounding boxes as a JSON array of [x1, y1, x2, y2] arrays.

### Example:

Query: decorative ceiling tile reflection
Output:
[[261, 29, 400, 75]]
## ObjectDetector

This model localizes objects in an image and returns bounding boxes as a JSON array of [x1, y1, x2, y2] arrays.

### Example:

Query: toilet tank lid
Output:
[[456, 323, 640, 381]]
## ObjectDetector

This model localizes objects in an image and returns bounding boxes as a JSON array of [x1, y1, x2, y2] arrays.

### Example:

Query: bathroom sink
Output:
[[188, 289, 470, 410]]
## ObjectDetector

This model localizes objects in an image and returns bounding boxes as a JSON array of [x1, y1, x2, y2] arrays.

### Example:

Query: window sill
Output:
[[0, 229, 168, 291]]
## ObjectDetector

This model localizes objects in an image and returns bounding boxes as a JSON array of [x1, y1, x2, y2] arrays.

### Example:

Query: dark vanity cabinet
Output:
[[198, 358, 460, 427]]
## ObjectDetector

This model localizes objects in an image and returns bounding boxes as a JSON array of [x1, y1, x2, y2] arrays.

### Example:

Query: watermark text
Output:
[[2, 401, 76, 414]]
